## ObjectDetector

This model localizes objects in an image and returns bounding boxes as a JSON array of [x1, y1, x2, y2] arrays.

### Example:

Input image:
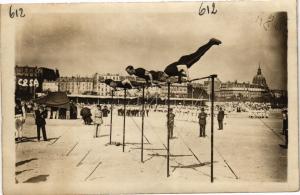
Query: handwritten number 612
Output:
[[199, 2, 217, 16], [9, 5, 25, 18]]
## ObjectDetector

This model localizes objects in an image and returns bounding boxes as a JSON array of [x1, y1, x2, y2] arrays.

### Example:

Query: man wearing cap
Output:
[[198, 108, 207, 137], [167, 108, 176, 138]]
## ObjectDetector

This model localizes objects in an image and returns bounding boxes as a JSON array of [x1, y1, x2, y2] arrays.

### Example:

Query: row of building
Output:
[[16, 65, 286, 102], [42, 73, 189, 98]]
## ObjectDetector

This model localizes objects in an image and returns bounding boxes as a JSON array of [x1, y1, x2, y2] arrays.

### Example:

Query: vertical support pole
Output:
[[109, 90, 114, 144], [123, 89, 127, 152], [33, 85, 36, 99], [210, 75, 216, 183], [141, 85, 145, 162], [167, 82, 171, 177], [192, 89, 194, 106]]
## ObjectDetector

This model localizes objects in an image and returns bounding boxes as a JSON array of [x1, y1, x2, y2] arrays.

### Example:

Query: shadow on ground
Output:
[[23, 174, 49, 183], [15, 169, 34, 175], [170, 161, 216, 169], [16, 158, 38, 167]]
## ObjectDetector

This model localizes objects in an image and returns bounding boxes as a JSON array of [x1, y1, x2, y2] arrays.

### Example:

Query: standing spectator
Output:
[[47, 107, 51, 119], [146, 106, 149, 117], [70, 102, 77, 119], [15, 100, 26, 142], [217, 107, 225, 130], [167, 108, 176, 138], [198, 108, 207, 137], [280, 109, 288, 149], [35, 105, 48, 141], [80, 107, 93, 125], [102, 105, 110, 126], [281, 109, 288, 135], [27, 101, 33, 113], [66, 108, 70, 120], [21, 101, 27, 121], [93, 105, 103, 137], [52, 107, 58, 119]]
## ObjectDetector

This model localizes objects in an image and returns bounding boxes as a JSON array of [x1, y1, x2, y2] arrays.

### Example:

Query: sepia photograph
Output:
[[1, 1, 299, 194]]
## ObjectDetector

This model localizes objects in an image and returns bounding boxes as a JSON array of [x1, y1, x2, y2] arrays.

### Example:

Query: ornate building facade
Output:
[[58, 76, 94, 95], [252, 65, 268, 88]]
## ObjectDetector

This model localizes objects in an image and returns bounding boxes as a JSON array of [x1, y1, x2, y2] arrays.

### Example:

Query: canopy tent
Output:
[[34, 92, 70, 109]]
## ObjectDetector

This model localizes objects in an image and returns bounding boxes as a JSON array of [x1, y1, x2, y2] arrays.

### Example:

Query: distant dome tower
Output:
[[252, 64, 268, 88]]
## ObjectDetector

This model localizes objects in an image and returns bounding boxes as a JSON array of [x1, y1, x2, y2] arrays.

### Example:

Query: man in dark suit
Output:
[[198, 108, 207, 137], [167, 108, 176, 138], [35, 105, 48, 141], [217, 107, 225, 130]]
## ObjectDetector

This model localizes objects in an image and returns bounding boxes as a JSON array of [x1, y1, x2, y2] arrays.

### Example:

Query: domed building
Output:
[[252, 65, 268, 89], [215, 65, 270, 101]]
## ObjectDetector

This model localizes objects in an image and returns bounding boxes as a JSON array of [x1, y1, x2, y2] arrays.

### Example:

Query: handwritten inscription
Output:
[[255, 14, 286, 32], [199, 2, 217, 16], [9, 5, 25, 18]]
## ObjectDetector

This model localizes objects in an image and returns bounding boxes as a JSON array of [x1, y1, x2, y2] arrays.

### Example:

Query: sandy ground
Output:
[[15, 110, 287, 186]]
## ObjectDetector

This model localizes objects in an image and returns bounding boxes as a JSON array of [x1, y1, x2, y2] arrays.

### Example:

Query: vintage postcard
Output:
[[1, 0, 299, 194]]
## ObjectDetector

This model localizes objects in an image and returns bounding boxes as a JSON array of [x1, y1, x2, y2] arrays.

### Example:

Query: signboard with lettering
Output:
[[15, 76, 43, 99], [17, 78, 39, 88]]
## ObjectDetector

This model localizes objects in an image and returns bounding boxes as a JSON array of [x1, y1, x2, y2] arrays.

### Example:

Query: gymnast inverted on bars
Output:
[[104, 79, 142, 90], [126, 38, 222, 84], [125, 66, 167, 86]]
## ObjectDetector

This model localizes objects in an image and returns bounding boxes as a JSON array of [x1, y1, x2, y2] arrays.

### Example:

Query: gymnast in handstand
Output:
[[104, 79, 144, 90], [104, 79, 134, 90], [125, 66, 167, 85]]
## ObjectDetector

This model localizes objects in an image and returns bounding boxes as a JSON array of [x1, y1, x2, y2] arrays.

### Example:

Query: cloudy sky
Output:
[[15, 3, 287, 90]]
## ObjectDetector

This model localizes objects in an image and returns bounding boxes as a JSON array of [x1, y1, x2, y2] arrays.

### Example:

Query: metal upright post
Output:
[[33, 85, 36, 99], [167, 82, 171, 177], [210, 75, 216, 183], [141, 85, 145, 162], [123, 89, 127, 152], [109, 90, 114, 144], [192, 88, 194, 106]]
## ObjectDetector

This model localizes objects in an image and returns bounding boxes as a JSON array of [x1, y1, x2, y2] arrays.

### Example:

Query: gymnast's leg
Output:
[[178, 38, 222, 69]]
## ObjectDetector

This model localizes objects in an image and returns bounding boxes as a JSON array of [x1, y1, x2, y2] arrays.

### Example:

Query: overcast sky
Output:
[[15, 4, 287, 90]]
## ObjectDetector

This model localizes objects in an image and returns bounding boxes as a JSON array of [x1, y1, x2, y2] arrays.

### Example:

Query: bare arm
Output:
[[145, 71, 153, 84]]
